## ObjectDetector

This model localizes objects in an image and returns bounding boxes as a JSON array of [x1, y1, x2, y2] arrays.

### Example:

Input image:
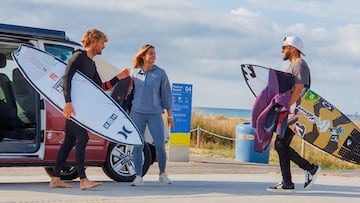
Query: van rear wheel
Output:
[[102, 142, 152, 182]]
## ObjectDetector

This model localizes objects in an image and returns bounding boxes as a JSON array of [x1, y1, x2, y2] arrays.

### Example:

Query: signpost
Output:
[[168, 83, 192, 162]]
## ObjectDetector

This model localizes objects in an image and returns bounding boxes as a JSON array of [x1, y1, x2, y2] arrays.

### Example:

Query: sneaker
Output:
[[267, 182, 295, 193], [159, 173, 172, 185], [304, 165, 321, 190], [130, 176, 144, 186]]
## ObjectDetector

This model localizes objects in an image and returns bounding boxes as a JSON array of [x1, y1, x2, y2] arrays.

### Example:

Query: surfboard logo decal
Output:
[[52, 79, 64, 94], [28, 56, 50, 74], [13, 50, 20, 57], [49, 72, 58, 80], [241, 64, 256, 80], [346, 138, 352, 147], [103, 113, 118, 129], [117, 126, 131, 139], [320, 98, 334, 111], [296, 106, 330, 132], [329, 127, 344, 142], [122, 126, 132, 134], [294, 122, 306, 138], [304, 90, 319, 100]]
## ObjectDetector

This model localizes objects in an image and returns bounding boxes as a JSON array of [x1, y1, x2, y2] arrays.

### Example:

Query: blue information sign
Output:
[[171, 83, 193, 133]]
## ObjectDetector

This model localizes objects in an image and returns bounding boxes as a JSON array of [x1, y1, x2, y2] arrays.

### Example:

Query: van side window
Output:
[[44, 44, 74, 63]]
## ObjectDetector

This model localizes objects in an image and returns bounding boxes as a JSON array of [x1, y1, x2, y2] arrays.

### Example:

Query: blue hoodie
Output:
[[130, 65, 172, 114]]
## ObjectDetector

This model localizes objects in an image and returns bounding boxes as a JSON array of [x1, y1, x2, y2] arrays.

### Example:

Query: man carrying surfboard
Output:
[[267, 36, 321, 192], [49, 29, 129, 190]]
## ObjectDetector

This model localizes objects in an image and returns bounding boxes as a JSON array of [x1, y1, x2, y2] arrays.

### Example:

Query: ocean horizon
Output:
[[193, 106, 360, 121], [192, 107, 251, 118]]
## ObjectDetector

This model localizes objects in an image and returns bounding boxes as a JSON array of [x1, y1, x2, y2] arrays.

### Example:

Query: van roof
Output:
[[0, 23, 80, 45]]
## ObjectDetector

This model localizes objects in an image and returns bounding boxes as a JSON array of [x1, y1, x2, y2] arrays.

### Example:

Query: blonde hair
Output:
[[132, 44, 155, 68], [81, 29, 108, 48]]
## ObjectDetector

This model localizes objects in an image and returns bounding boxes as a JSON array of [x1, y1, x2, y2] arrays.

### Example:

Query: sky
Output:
[[1, 0, 360, 114]]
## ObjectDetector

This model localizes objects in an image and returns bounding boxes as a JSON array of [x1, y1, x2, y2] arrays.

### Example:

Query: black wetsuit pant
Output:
[[275, 127, 313, 185], [53, 120, 89, 179]]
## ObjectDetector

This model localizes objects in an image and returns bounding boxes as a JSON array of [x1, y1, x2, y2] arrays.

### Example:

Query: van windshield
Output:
[[44, 43, 74, 63]]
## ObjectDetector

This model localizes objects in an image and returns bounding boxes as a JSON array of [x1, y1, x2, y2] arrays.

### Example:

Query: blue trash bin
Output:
[[235, 122, 270, 164]]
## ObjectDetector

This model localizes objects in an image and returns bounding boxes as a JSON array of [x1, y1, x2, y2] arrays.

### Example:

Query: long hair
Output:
[[81, 29, 108, 48], [132, 44, 155, 68]]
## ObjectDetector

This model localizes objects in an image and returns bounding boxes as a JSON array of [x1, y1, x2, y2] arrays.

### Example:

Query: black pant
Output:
[[53, 120, 89, 179], [275, 127, 313, 184]]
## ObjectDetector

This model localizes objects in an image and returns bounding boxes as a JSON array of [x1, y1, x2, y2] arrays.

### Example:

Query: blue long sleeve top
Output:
[[130, 65, 172, 114]]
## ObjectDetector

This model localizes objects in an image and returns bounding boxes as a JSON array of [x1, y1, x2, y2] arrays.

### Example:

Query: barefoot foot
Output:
[[49, 177, 73, 188], [80, 178, 102, 190]]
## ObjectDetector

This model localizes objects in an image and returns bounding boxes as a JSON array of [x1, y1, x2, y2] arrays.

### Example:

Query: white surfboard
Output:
[[12, 44, 142, 146]]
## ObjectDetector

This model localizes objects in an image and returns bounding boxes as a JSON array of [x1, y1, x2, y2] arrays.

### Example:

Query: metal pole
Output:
[[196, 126, 200, 149]]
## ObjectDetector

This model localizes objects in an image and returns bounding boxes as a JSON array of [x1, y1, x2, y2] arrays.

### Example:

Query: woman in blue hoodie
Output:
[[129, 44, 174, 186]]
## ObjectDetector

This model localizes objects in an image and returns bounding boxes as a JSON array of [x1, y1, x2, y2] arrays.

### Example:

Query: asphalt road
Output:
[[0, 156, 359, 203]]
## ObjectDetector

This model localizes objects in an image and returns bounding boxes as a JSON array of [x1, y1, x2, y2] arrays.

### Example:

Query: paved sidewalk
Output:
[[152, 155, 360, 177], [0, 156, 359, 203]]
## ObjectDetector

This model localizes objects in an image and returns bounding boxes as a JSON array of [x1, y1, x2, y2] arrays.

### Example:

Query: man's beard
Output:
[[282, 55, 288, 61]]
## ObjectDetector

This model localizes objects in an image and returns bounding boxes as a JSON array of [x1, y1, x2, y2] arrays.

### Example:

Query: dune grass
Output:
[[190, 112, 360, 170]]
